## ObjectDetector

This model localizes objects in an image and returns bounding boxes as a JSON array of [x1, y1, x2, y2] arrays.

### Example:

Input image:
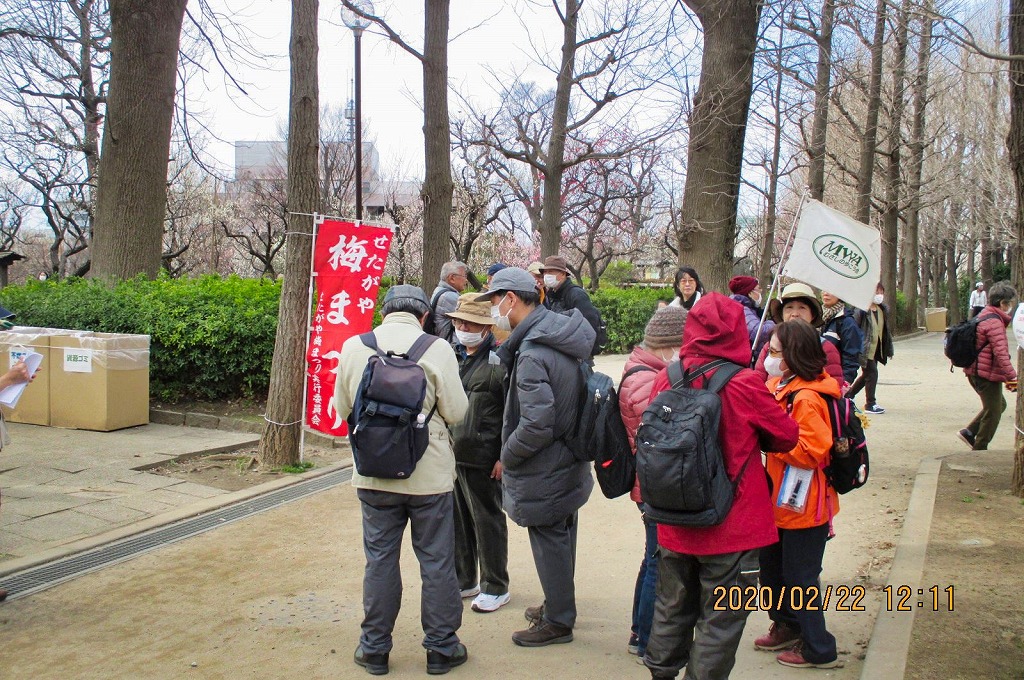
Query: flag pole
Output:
[[752, 192, 812, 358], [299, 212, 323, 464]]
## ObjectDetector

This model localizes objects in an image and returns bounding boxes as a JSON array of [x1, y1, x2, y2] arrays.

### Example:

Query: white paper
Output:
[[1013, 302, 1024, 352], [777, 464, 814, 513], [0, 349, 43, 408]]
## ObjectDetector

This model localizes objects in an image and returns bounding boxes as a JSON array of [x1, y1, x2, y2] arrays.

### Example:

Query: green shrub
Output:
[[592, 287, 669, 354], [0, 276, 281, 402]]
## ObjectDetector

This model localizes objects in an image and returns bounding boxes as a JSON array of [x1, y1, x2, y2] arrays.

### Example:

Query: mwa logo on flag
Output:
[[782, 199, 882, 311]]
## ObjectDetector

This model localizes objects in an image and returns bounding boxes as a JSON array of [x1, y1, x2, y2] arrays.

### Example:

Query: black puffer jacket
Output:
[[545, 279, 602, 356], [450, 334, 506, 469], [496, 305, 595, 527]]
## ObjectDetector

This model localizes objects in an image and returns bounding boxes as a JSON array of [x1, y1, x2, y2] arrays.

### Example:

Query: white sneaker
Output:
[[471, 592, 510, 613], [460, 584, 480, 599]]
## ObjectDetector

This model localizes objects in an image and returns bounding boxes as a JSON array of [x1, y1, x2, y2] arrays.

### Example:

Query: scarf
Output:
[[821, 301, 845, 326]]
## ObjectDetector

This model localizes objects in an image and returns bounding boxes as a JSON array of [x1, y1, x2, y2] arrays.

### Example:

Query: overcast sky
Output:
[[198, 0, 564, 178]]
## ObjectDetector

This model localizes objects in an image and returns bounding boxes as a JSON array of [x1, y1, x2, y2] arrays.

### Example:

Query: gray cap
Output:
[[382, 284, 430, 309], [475, 267, 537, 301]]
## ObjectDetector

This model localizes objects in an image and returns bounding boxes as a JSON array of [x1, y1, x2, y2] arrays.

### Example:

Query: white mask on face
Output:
[[491, 297, 513, 332], [455, 329, 485, 347], [873, 294, 884, 305], [543, 274, 560, 289], [764, 355, 784, 378]]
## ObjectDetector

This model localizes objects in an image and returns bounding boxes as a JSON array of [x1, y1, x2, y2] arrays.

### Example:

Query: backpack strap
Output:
[[666, 361, 686, 389], [622, 364, 657, 384]]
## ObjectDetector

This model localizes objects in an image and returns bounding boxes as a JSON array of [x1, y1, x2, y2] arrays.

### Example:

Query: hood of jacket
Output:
[[679, 291, 754, 366], [499, 305, 595, 364]]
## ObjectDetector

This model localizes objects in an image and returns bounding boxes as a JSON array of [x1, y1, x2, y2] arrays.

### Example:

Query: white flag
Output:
[[781, 199, 882, 311]]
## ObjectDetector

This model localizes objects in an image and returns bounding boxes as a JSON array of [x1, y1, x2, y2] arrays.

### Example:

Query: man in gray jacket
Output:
[[334, 284, 470, 676], [430, 261, 470, 342], [477, 267, 595, 648]]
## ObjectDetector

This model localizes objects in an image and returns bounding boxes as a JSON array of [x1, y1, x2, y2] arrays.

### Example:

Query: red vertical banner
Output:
[[306, 219, 392, 436]]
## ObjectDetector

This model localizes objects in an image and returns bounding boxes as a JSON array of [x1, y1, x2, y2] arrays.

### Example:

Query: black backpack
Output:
[[423, 289, 454, 343], [347, 333, 438, 479], [787, 391, 869, 494], [560, 359, 634, 498], [635, 359, 745, 527], [944, 313, 997, 371]]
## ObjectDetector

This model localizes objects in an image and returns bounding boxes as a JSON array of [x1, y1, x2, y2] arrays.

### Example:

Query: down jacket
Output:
[[965, 305, 1017, 383], [648, 293, 799, 556], [450, 333, 506, 469], [730, 293, 775, 362], [618, 346, 667, 502], [496, 305, 596, 527], [545, 279, 603, 356], [821, 308, 864, 384], [765, 373, 842, 530]]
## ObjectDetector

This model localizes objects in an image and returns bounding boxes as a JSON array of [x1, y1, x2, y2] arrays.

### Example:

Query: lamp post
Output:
[[341, 0, 373, 221]]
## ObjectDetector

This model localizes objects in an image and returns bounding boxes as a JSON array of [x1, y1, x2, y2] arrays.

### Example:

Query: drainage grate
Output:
[[0, 467, 352, 600]]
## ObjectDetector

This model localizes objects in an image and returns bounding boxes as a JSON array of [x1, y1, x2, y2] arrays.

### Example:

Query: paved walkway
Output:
[[0, 332, 1011, 679]]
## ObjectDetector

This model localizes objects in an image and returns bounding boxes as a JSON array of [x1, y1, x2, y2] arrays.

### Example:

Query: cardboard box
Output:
[[49, 332, 150, 431], [925, 307, 948, 333], [0, 328, 54, 426]]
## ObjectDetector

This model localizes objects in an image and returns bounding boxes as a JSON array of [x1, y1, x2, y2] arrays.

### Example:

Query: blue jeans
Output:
[[631, 503, 659, 654]]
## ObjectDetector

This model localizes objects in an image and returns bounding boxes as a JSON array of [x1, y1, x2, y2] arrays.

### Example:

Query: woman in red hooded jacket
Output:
[[755, 319, 841, 669], [959, 281, 1018, 451], [641, 293, 798, 680]]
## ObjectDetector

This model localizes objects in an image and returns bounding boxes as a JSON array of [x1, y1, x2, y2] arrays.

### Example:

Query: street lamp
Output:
[[341, 0, 373, 222]]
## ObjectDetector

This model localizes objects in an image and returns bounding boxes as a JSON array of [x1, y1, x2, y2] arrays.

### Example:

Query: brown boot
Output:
[[512, 620, 573, 647], [524, 603, 544, 625], [754, 622, 800, 651]]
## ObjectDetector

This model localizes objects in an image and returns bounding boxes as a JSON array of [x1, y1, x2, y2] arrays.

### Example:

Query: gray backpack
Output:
[[635, 359, 746, 527]]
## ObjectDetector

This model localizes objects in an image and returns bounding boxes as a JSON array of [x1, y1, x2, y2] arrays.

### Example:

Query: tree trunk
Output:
[[759, 31, 785, 286], [677, 0, 763, 293], [946, 243, 960, 325], [902, 7, 932, 332], [1008, 0, 1024, 496], [419, 0, 453, 288], [807, 0, 836, 201], [256, 0, 320, 469], [880, 0, 909, 315], [540, 0, 580, 257], [854, 0, 887, 224], [91, 0, 187, 280]]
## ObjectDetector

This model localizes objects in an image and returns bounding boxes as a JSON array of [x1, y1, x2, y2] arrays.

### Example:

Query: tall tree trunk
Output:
[[677, 0, 763, 293], [945, 242, 960, 324], [91, 0, 187, 280], [420, 0, 453, 288], [807, 0, 836, 201], [257, 0, 320, 469], [854, 0, 887, 224], [1008, 0, 1024, 496], [759, 31, 786, 286], [881, 0, 909, 314], [539, 0, 580, 257], [903, 7, 933, 331]]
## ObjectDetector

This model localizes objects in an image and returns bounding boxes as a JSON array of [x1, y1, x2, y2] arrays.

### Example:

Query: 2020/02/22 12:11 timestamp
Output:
[[883, 585, 954, 611]]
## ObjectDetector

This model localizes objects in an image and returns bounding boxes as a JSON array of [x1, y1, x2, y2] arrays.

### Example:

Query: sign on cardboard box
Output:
[[63, 348, 93, 373]]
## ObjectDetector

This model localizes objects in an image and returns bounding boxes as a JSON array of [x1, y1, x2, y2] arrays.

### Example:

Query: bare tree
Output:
[[674, 0, 764, 292], [257, 0, 320, 469], [222, 177, 288, 279], [852, 0, 886, 224], [91, 0, 188, 280], [1009, 0, 1024, 496]]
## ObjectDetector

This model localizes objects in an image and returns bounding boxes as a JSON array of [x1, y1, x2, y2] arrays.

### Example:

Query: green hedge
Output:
[[0, 276, 281, 402], [0, 277, 663, 402]]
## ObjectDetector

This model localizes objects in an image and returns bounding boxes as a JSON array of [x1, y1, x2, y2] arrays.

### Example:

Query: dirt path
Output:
[[0, 333, 1008, 679]]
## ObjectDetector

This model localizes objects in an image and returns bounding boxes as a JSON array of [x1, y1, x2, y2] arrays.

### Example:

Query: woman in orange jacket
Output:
[[755, 319, 841, 669]]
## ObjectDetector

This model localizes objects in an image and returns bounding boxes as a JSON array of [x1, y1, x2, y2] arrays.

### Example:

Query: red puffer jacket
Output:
[[965, 305, 1017, 382], [618, 346, 668, 502], [648, 293, 799, 556]]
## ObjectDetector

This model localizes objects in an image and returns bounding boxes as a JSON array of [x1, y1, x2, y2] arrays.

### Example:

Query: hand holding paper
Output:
[[0, 351, 42, 408]]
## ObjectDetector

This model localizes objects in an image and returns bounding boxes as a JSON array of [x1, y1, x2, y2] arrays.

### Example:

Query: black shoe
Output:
[[958, 428, 976, 449], [512, 621, 574, 647], [426, 643, 467, 675], [354, 648, 389, 675]]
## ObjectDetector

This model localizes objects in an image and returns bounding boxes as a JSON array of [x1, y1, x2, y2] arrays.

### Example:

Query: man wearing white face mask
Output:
[[476, 267, 596, 648], [445, 294, 511, 614], [849, 283, 895, 414], [540, 255, 606, 357]]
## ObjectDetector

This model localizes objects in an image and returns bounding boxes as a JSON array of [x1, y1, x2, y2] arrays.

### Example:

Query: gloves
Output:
[[1006, 380, 1018, 393]]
